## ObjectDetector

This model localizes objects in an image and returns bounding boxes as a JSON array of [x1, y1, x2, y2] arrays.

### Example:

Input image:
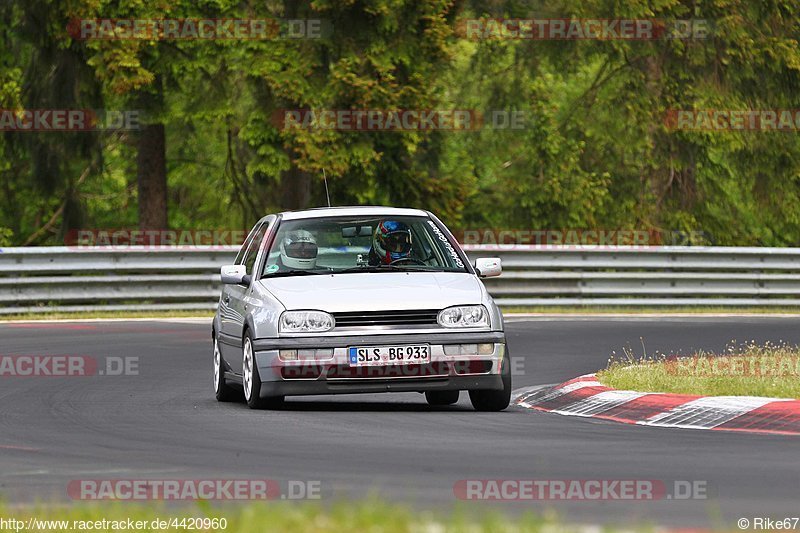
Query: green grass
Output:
[[0, 500, 650, 533], [598, 341, 800, 398]]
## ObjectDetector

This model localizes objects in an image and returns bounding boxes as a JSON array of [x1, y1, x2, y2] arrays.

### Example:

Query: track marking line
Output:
[[0, 317, 211, 325], [504, 313, 800, 320]]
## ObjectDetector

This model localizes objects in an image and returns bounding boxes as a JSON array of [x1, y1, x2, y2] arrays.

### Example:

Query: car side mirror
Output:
[[220, 264, 251, 285], [474, 257, 502, 278]]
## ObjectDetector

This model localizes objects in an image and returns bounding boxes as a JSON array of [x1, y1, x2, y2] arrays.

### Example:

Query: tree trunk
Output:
[[280, 164, 312, 210], [137, 123, 167, 230]]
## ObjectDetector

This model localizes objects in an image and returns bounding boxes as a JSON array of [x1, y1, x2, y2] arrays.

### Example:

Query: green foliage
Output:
[[0, 227, 13, 246], [1, 0, 799, 244]]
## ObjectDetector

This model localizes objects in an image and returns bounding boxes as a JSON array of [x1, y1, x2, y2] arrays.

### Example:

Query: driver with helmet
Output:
[[369, 220, 414, 265], [278, 229, 318, 270]]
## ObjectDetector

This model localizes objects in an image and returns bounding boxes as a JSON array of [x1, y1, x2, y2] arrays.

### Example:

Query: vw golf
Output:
[[212, 206, 510, 411]]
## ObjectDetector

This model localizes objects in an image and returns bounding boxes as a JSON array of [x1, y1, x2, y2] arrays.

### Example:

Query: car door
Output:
[[219, 219, 270, 374]]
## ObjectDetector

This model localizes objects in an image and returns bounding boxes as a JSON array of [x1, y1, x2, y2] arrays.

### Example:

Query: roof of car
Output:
[[279, 206, 429, 221]]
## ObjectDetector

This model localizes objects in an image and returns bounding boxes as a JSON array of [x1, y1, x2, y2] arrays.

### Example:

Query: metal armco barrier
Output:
[[3, 245, 800, 314]]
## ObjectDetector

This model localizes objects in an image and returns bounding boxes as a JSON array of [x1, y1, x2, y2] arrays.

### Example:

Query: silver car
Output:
[[212, 206, 509, 411]]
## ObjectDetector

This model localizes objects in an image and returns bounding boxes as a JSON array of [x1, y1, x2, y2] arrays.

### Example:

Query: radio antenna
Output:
[[323, 168, 331, 207]]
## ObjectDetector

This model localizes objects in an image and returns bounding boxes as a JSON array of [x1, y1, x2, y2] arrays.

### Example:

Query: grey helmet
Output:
[[280, 230, 318, 269]]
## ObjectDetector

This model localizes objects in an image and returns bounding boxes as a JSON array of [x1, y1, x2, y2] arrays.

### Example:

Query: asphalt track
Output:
[[1, 317, 799, 528]]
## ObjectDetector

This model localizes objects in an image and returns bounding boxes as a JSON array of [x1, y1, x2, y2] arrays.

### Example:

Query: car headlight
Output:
[[437, 305, 489, 328], [279, 310, 335, 333]]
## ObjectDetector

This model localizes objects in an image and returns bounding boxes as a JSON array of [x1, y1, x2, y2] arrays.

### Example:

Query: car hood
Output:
[[260, 272, 484, 312]]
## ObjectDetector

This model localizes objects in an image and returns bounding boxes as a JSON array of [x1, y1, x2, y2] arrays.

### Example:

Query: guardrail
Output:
[[3, 245, 800, 314]]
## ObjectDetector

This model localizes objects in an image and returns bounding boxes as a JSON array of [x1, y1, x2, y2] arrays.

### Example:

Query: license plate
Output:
[[348, 345, 430, 366]]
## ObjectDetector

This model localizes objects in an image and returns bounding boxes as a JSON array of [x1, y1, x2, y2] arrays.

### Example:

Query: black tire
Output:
[[243, 331, 285, 410], [213, 336, 239, 402], [469, 351, 512, 412], [425, 390, 460, 406]]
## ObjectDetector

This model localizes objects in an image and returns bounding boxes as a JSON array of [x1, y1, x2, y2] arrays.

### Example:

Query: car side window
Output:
[[242, 222, 269, 275], [234, 223, 260, 266]]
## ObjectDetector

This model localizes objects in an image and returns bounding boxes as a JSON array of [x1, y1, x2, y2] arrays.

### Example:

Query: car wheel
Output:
[[425, 390, 459, 406], [213, 337, 238, 402], [242, 331, 284, 410], [468, 351, 511, 412]]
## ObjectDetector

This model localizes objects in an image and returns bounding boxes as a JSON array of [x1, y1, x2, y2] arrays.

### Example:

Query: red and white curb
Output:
[[515, 374, 800, 435]]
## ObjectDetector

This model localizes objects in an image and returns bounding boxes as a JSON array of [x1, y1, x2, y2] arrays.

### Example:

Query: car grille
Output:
[[332, 309, 439, 328]]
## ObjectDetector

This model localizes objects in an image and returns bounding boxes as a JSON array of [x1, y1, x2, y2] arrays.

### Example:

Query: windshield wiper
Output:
[[334, 264, 445, 274], [265, 270, 325, 278], [334, 265, 406, 274]]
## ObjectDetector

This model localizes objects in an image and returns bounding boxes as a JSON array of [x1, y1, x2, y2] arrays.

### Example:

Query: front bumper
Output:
[[251, 331, 506, 398]]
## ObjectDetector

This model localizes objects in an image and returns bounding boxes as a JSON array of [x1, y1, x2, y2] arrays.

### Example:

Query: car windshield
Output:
[[261, 215, 468, 277]]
